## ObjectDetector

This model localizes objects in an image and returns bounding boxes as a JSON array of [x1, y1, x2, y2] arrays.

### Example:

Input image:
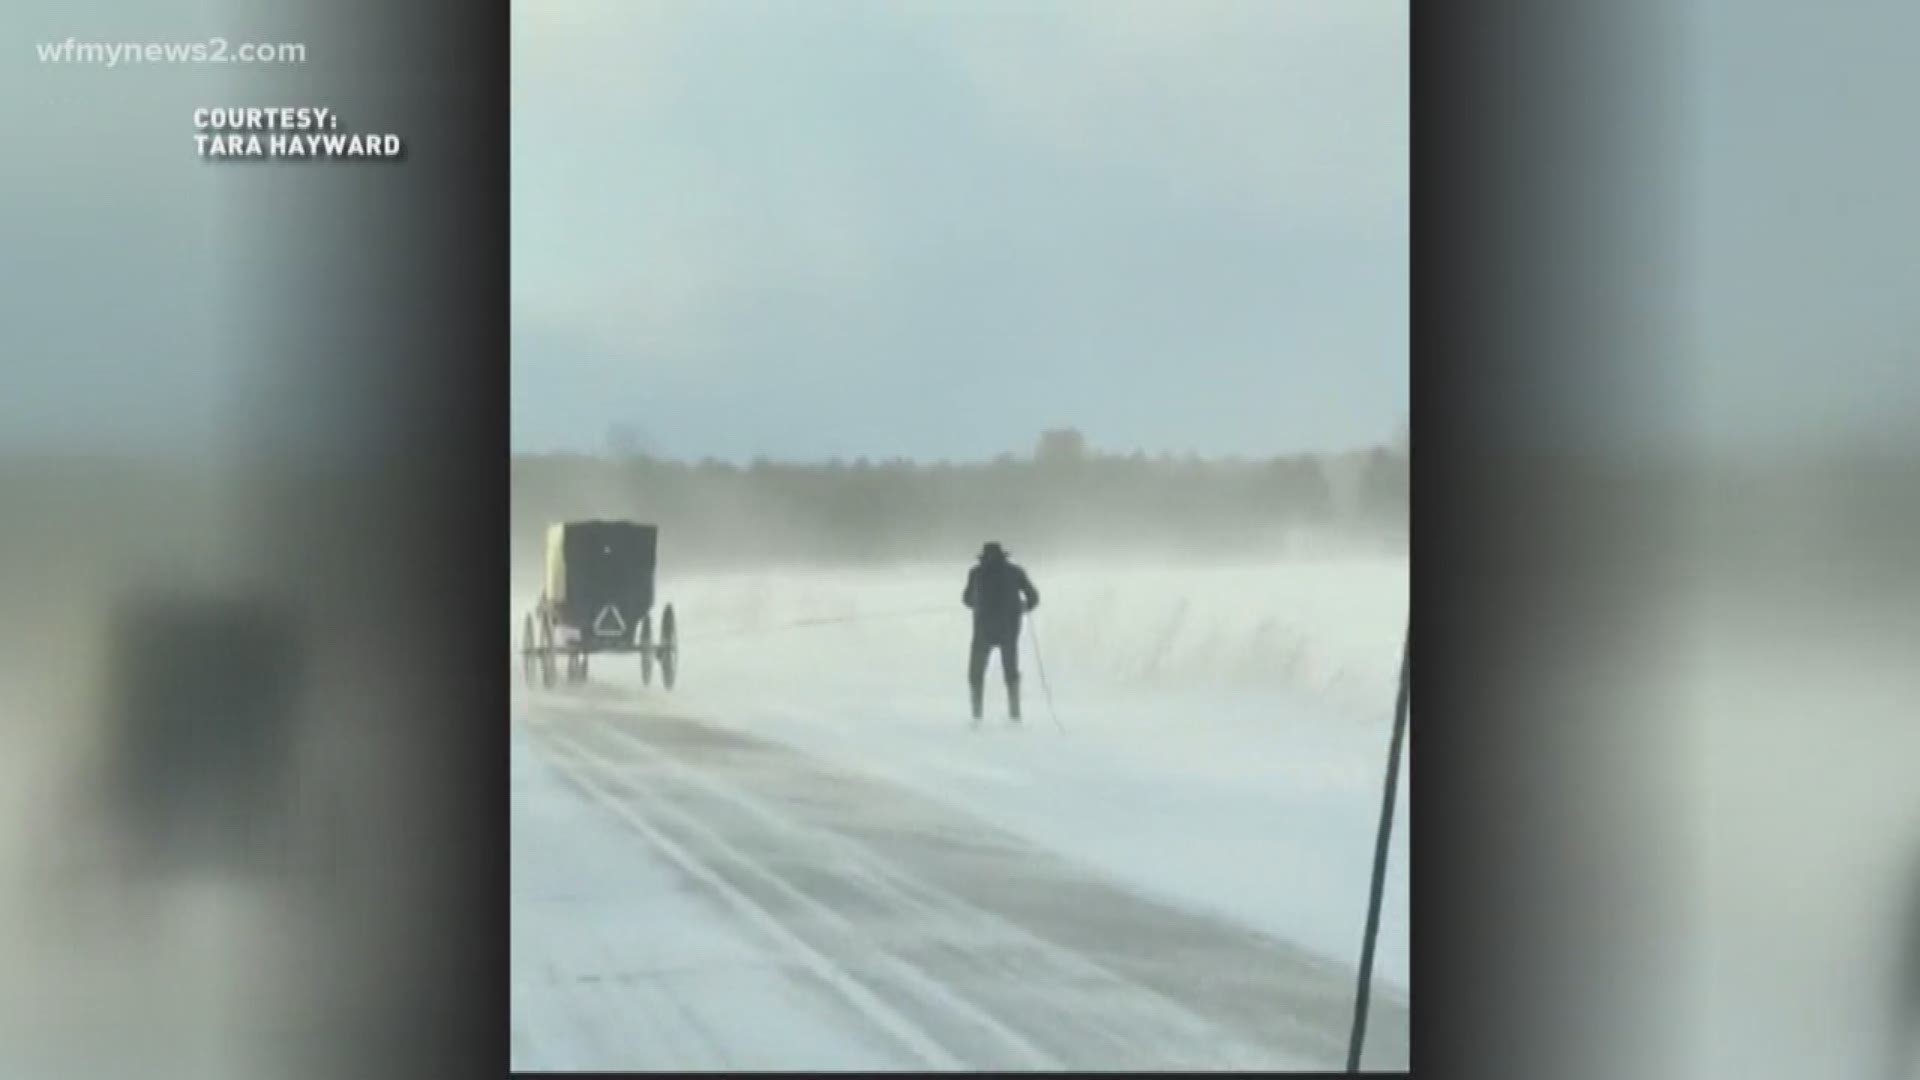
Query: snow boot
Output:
[[970, 681, 984, 722], [1008, 678, 1022, 722]]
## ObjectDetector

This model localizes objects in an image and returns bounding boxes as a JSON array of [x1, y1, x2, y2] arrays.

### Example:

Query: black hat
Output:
[[979, 541, 1007, 560]]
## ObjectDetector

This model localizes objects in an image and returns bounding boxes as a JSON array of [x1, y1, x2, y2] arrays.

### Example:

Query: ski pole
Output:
[[1028, 614, 1063, 733]]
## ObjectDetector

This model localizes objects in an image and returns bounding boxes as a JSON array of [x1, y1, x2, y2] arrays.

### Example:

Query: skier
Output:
[[962, 541, 1039, 722]]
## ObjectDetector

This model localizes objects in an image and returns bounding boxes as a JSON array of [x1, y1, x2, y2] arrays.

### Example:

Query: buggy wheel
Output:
[[538, 618, 557, 690], [521, 614, 537, 687], [638, 614, 654, 687], [660, 604, 678, 691]]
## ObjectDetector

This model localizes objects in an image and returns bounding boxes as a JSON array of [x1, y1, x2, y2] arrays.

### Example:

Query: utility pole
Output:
[[1347, 622, 1411, 1072]]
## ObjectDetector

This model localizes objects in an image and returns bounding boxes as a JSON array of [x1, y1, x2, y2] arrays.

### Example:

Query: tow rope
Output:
[[675, 606, 952, 645]]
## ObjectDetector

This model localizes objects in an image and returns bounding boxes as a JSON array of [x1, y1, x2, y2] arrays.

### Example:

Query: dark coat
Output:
[[963, 555, 1039, 636]]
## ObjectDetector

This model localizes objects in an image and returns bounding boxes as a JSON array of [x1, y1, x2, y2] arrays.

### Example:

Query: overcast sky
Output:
[[511, 0, 1409, 461], [13, 2, 1920, 465]]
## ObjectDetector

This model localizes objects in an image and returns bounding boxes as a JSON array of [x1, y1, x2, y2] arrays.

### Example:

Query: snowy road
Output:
[[511, 692, 1408, 1072]]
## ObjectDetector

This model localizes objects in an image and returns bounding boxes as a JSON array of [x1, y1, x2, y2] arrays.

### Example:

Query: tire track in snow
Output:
[[574, 709, 1282, 1069], [539, 720, 1064, 1070], [529, 722, 972, 1071], [526, 699, 1403, 1068]]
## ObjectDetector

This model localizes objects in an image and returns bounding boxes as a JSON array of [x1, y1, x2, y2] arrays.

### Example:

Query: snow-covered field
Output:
[[512, 555, 1409, 1070]]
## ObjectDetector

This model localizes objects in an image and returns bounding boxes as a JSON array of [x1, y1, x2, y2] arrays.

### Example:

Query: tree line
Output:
[[513, 428, 1410, 569]]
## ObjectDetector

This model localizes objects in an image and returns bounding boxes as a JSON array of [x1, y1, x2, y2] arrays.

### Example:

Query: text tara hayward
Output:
[[193, 107, 403, 160]]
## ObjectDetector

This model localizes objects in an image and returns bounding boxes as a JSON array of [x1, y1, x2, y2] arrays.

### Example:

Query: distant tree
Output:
[[1035, 428, 1089, 466], [1269, 456, 1334, 520], [604, 422, 649, 461], [1300, 458, 1336, 519], [1359, 447, 1410, 520]]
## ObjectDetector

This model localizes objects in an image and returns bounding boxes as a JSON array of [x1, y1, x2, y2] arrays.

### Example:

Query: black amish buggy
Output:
[[521, 520, 678, 690]]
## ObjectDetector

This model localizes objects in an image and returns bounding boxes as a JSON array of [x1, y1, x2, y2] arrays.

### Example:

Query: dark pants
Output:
[[968, 624, 1021, 689]]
